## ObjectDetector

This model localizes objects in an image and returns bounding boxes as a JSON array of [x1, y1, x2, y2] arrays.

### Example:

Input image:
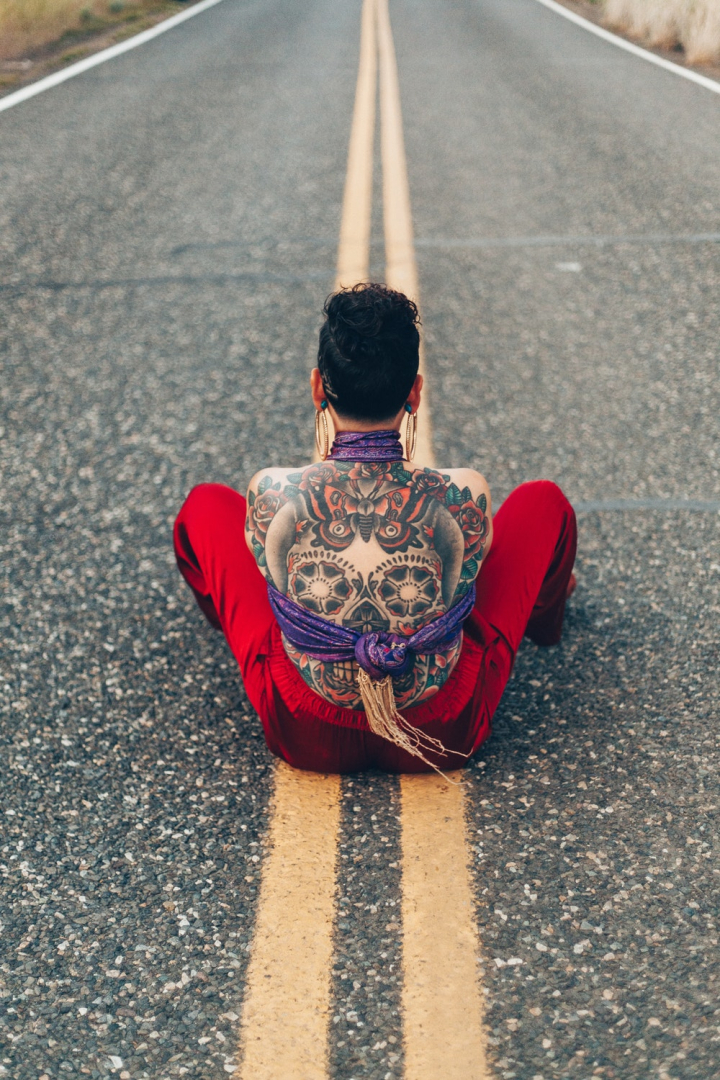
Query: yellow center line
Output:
[[377, 2, 487, 1071], [376, 0, 418, 308], [376, 0, 433, 467], [401, 775, 488, 1080], [335, 0, 377, 290], [236, 765, 341, 1078], [236, 4, 488, 1077], [236, 7, 377, 1075]]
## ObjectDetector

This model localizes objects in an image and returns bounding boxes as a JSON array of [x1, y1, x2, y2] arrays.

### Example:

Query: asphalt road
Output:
[[1, 1, 719, 1078]]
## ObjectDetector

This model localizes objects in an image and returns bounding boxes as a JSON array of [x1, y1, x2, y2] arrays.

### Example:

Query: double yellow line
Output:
[[236, 2, 487, 1077], [336, 0, 431, 466]]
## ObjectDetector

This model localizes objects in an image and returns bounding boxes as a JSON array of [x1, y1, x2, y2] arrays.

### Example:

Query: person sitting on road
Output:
[[173, 283, 577, 773]]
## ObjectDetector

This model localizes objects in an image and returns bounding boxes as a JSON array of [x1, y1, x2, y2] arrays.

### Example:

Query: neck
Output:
[[332, 418, 401, 434]]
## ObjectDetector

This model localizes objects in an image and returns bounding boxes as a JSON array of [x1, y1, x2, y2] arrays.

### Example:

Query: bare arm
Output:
[[441, 467, 493, 595], [264, 498, 299, 592], [245, 468, 296, 587], [431, 502, 465, 606]]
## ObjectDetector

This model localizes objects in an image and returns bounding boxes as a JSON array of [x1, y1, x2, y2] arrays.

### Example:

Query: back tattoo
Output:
[[246, 460, 490, 709]]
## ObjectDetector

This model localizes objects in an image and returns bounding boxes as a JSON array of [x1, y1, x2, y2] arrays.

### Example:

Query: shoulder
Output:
[[247, 466, 301, 500], [245, 467, 305, 565], [438, 468, 492, 514], [246, 465, 313, 521], [437, 468, 493, 561]]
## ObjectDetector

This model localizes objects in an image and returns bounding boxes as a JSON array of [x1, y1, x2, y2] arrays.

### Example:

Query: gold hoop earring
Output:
[[315, 404, 330, 460], [405, 410, 417, 462]]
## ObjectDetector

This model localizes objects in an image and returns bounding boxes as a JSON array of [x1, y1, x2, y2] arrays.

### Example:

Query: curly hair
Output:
[[318, 282, 420, 421]]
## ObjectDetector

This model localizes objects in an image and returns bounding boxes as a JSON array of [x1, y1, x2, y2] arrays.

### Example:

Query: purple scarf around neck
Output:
[[328, 428, 403, 461]]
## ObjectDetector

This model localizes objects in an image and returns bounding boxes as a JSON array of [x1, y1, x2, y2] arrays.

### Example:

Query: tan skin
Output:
[[244, 370, 494, 710]]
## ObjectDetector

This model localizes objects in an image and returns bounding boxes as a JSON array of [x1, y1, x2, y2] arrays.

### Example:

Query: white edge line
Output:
[[0, 0, 227, 115], [533, 0, 720, 96]]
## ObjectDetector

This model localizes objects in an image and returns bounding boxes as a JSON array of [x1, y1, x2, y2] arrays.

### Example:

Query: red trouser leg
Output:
[[474, 480, 577, 653], [173, 484, 275, 725]]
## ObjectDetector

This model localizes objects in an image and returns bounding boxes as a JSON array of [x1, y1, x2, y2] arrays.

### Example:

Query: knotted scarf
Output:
[[267, 583, 476, 768]]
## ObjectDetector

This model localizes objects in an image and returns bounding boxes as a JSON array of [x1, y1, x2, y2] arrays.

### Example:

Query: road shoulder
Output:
[[0, 0, 207, 99], [552, 0, 720, 86]]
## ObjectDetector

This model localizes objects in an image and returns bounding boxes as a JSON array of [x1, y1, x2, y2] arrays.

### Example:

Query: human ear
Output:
[[407, 372, 423, 413], [310, 367, 326, 410]]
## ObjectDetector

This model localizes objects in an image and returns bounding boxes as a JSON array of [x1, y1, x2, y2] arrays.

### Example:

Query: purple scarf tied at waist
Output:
[[267, 582, 476, 682]]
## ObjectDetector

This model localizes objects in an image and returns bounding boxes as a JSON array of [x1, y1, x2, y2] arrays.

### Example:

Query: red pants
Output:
[[173, 480, 576, 773]]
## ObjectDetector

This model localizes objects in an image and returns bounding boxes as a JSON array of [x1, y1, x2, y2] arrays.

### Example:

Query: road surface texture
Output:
[[1, 0, 719, 1078]]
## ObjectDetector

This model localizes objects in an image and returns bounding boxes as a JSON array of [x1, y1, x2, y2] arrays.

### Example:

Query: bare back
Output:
[[246, 458, 493, 709]]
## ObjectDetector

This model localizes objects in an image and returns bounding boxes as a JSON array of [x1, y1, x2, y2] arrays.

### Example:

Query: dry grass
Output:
[[0, 0, 168, 62], [602, 0, 720, 65]]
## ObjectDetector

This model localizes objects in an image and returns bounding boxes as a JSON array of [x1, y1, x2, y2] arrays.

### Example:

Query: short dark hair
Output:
[[318, 283, 420, 421]]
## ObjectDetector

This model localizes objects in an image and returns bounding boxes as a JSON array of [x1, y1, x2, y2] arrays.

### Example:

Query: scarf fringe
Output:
[[357, 669, 468, 779]]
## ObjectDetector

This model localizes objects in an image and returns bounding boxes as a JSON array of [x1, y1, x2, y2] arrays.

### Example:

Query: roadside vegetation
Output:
[[602, 0, 720, 65], [0, 0, 186, 78], [1, 0, 718, 90]]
